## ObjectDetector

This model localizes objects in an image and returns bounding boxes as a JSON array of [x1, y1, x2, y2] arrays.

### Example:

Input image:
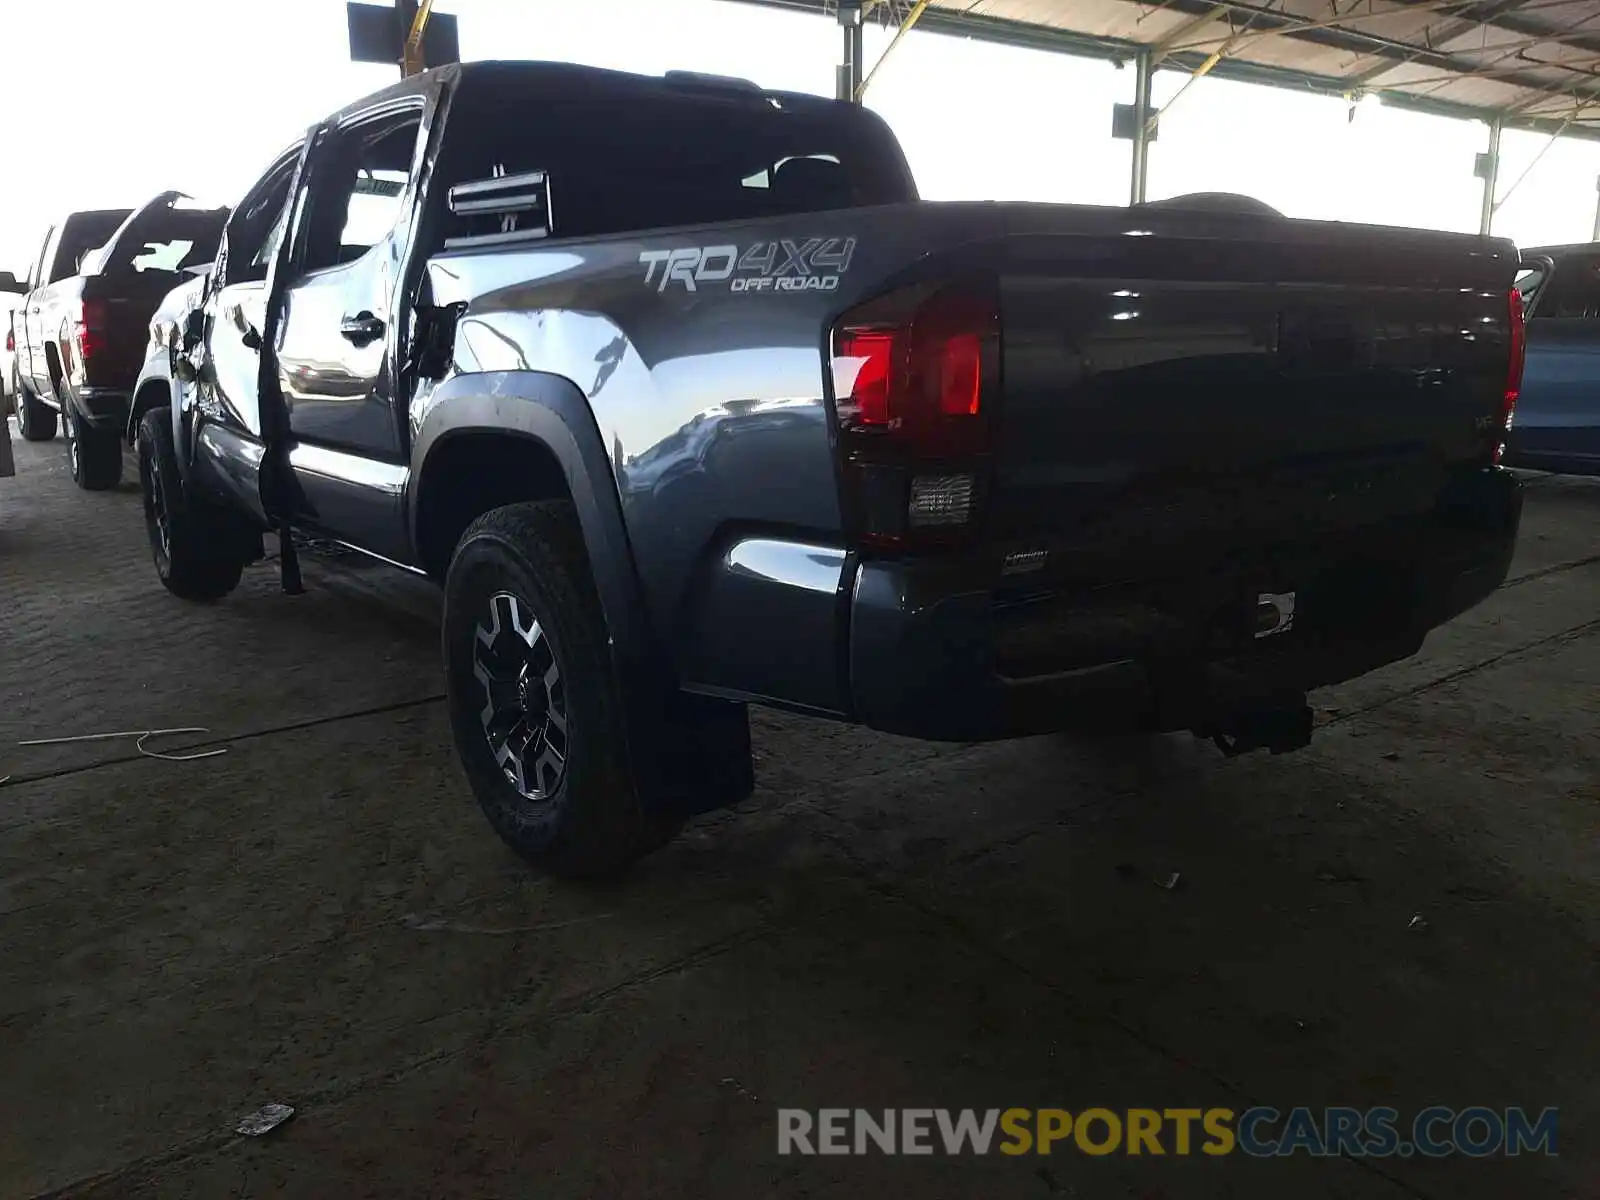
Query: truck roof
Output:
[[1524, 243, 1600, 260], [327, 58, 845, 128]]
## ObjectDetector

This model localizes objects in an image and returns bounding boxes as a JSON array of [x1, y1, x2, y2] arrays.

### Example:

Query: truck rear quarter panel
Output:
[[417, 209, 937, 711]]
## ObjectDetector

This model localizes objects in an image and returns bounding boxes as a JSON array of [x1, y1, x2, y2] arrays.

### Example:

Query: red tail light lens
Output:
[[831, 284, 999, 548], [1494, 287, 1527, 465], [4, 328, 12, 354], [73, 298, 110, 365], [836, 328, 895, 427]]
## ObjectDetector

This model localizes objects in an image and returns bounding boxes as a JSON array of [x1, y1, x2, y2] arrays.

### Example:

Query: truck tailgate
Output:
[[986, 223, 1517, 581]]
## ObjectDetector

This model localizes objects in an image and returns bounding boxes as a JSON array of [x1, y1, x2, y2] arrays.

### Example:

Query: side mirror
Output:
[[0, 270, 22, 295]]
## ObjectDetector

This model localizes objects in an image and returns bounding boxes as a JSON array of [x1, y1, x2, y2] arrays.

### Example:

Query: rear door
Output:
[[276, 99, 425, 464], [266, 100, 425, 556]]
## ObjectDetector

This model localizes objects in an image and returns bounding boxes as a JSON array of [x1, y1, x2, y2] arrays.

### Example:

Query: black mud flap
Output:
[[630, 691, 754, 817]]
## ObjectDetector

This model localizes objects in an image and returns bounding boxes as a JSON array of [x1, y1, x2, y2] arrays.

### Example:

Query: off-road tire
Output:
[[15, 379, 57, 442], [137, 407, 252, 600], [443, 500, 680, 878], [66, 406, 123, 490]]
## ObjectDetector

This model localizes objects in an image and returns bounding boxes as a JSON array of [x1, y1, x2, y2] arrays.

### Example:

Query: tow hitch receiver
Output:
[[1201, 696, 1314, 758]]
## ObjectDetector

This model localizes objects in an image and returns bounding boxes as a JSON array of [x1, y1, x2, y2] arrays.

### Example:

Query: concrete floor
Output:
[[1, 422, 1595, 1199]]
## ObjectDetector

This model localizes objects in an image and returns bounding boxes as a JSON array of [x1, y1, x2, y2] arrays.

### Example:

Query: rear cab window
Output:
[[435, 70, 917, 246], [110, 206, 228, 280], [50, 210, 132, 282]]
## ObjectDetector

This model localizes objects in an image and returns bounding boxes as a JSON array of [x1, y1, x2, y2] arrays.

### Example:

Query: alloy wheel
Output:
[[471, 591, 569, 801], [142, 449, 172, 567]]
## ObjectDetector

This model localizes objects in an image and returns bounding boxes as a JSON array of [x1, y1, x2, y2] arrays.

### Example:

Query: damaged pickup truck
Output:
[[136, 61, 1525, 877]]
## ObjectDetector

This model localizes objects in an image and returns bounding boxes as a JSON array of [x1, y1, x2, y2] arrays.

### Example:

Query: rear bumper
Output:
[[847, 467, 1522, 741]]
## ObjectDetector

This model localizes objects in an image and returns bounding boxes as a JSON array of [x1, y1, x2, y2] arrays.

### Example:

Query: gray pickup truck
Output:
[[134, 60, 1525, 877]]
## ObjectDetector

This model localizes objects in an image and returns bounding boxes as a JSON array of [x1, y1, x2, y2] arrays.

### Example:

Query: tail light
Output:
[[4, 328, 11, 354], [71, 298, 110, 367], [830, 283, 1000, 549], [1493, 286, 1526, 465]]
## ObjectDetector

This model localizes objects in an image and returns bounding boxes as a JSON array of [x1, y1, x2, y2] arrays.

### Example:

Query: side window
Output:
[[302, 109, 421, 273], [224, 154, 299, 285], [36, 228, 63, 286], [28, 229, 53, 289], [253, 201, 292, 275], [1532, 256, 1600, 320]]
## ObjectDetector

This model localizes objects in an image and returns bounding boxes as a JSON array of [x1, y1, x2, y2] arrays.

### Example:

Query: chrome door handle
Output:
[[339, 312, 385, 345]]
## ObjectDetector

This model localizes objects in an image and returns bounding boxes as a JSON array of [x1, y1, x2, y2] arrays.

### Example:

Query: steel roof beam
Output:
[[734, 0, 1600, 139], [1147, 0, 1600, 113]]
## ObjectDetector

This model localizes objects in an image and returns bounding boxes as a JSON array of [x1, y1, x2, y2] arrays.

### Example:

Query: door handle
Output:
[[340, 312, 385, 345]]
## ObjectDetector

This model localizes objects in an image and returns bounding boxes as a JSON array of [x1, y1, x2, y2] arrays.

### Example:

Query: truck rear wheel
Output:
[[66, 407, 123, 490], [443, 501, 680, 879], [136, 407, 253, 601], [15, 381, 57, 442]]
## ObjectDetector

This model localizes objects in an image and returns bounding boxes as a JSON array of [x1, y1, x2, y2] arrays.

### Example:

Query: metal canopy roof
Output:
[[751, 0, 1600, 140]]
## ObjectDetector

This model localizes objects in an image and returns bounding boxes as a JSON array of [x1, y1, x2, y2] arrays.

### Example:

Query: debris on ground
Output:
[[1382, 751, 1402, 762], [718, 1077, 761, 1102], [235, 1103, 295, 1137], [1407, 914, 1428, 932], [1155, 871, 1183, 891], [18, 727, 226, 762]]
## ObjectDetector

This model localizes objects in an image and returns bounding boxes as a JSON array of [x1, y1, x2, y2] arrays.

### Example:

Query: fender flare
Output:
[[409, 369, 653, 671], [125, 362, 192, 483]]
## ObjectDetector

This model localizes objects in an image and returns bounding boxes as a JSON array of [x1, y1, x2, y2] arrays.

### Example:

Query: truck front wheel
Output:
[[443, 501, 680, 879], [136, 407, 253, 600]]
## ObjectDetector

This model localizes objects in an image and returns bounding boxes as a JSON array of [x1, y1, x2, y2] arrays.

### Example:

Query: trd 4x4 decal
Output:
[[639, 238, 856, 294]]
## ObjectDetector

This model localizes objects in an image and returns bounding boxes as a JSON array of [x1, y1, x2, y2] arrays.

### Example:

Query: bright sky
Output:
[[4, 0, 1600, 279]]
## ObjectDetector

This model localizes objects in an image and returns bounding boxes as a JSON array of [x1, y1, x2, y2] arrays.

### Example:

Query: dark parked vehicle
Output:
[[1507, 244, 1600, 474], [138, 60, 1524, 878], [12, 193, 226, 488], [1, 270, 21, 480]]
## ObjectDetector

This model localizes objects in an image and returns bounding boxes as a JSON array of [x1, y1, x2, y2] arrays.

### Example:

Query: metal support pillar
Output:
[[837, 3, 865, 104], [1477, 118, 1502, 237], [397, 0, 433, 77], [1130, 50, 1154, 206], [1591, 175, 1600, 243]]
